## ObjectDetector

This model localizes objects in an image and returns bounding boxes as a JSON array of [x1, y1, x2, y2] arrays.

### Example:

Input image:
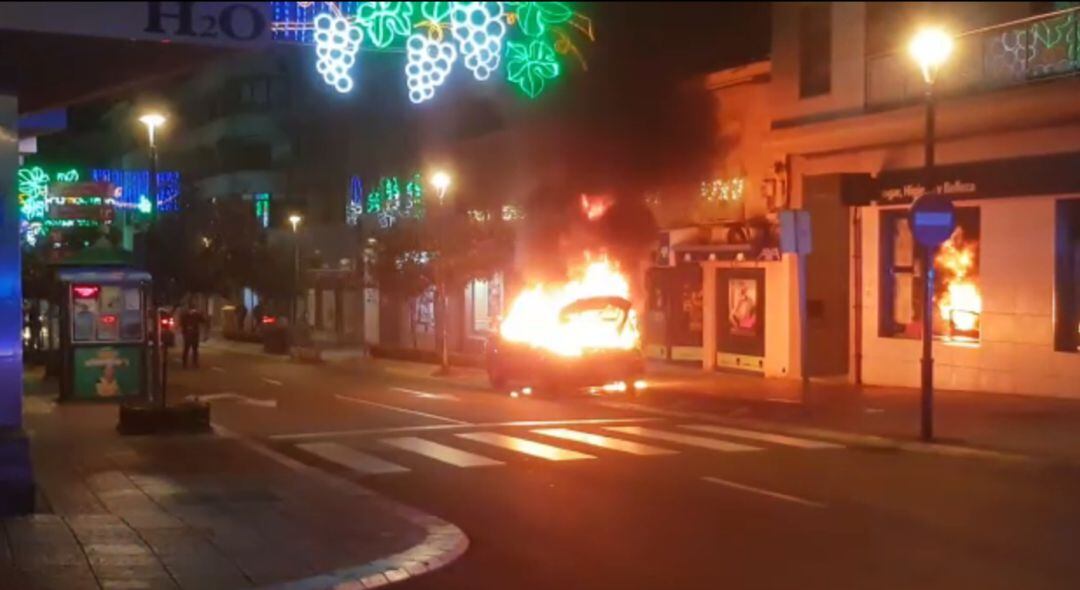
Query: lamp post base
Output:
[[117, 401, 211, 436]]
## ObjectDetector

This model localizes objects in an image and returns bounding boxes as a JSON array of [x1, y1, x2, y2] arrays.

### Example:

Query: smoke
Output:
[[516, 183, 657, 302]]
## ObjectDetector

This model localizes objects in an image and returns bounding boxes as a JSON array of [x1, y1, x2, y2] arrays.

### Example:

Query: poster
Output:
[[727, 278, 759, 336], [72, 346, 143, 400], [717, 268, 766, 372]]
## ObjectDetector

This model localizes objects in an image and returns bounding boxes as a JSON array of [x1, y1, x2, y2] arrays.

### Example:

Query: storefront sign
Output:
[[845, 152, 1080, 206], [0, 2, 271, 47], [72, 346, 143, 400]]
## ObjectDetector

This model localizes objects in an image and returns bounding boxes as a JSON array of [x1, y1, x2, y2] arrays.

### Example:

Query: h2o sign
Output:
[[144, 2, 269, 44], [0, 2, 270, 48]]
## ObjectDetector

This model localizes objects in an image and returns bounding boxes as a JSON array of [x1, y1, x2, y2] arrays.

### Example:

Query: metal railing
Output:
[[866, 6, 1080, 109]]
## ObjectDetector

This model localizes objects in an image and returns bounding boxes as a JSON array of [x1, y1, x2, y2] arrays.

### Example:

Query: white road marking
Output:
[[680, 425, 843, 449], [297, 442, 409, 475], [604, 426, 762, 452], [381, 437, 503, 468], [185, 393, 277, 408], [261, 378, 284, 386], [390, 387, 460, 401], [210, 366, 226, 373], [702, 476, 825, 508], [533, 428, 677, 456], [334, 395, 470, 425], [267, 417, 659, 441], [456, 432, 595, 461]]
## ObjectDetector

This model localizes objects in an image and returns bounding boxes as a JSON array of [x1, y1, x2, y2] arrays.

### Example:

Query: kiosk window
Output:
[[72, 285, 99, 342]]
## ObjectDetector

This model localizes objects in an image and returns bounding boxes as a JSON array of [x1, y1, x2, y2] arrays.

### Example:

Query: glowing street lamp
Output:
[[909, 27, 953, 85], [431, 171, 451, 203], [909, 26, 953, 442], [138, 111, 167, 407], [138, 112, 166, 148], [288, 214, 303, 323], [288, 213, 303, 233]]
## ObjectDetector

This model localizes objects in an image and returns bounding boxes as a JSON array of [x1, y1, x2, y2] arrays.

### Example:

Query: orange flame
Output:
[[935, 229, 981, 338], [500, 255, 640, 357]]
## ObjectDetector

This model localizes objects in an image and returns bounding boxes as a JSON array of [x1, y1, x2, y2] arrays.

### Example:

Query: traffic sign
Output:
[[910, 193, 956, 247]]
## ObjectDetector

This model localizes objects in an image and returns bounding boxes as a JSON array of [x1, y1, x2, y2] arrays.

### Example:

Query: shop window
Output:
[[880, 207, 981, 342], [1055, 199, 1080, 352], [798, 3, 832, 98]]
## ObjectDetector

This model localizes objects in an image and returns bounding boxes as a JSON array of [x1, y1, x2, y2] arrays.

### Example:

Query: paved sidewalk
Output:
[[3, 372, 465, 590], [638, 361, 1080, 463]]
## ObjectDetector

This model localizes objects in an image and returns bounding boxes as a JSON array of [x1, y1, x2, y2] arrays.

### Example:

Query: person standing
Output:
[[180, 304, 204, 368], [236, 302, 248, 334]]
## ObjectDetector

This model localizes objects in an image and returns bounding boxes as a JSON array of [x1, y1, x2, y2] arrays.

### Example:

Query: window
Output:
[[798, 3, 832, 98], [1055, 199, 1080, 352], [880, 207, 981, 342]]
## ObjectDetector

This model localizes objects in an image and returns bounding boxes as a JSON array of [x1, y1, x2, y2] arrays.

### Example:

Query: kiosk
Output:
[[56, 268, 151, 401]]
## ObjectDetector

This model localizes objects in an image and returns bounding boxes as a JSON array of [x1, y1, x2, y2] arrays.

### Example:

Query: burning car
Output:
[[486, 256, 645, 395]]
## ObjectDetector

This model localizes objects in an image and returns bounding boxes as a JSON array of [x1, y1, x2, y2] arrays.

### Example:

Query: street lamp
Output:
[[431, 171, 451, 203], [909, 26, 953, 441], [138, 111, 167, 406], [288, 214, 303, 325], [138, 113, 166, 221], [429, 171, 452, 374]]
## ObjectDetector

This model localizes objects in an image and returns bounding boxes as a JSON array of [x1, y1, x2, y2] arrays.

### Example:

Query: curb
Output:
[[594, 400, 1043, 465], [212, 425, 468, 590]]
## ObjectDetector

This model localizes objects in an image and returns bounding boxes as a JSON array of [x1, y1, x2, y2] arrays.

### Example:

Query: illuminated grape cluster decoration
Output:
[[406, 34, 458, 103], [271, 2, 594, 102], [451, 2, 506, 81], [314, 12, 364, 93]]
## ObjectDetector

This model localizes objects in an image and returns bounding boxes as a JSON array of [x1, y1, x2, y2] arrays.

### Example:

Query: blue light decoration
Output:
[[346, 175, 364, 226], [270, 1, 594, 103], [88, 169, 181, 213]]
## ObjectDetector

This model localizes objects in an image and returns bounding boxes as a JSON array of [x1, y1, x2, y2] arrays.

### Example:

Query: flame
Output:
[[500, 255, 640, 357], [935, 229, 981, 338]]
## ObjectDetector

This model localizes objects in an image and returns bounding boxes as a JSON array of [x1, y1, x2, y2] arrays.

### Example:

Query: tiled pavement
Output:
[[1, 389, 436, 590]]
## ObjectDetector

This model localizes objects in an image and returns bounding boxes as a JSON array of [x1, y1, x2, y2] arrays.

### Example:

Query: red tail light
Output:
[[261, 316, 276, 325]]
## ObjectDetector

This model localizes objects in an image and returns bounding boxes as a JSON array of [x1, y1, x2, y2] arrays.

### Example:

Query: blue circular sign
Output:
[[910, 193, 956, 247]]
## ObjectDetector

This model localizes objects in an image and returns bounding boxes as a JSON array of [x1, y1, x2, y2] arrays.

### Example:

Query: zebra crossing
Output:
[[293, 423, 844, 477]]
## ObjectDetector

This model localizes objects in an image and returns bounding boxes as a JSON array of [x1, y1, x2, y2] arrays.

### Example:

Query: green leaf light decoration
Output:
[[357, 1, 414, 48], [506, 39, 561, 98], [512, 2, 573, 38], [419, 1, 452, 24], [282, 1, 592, 101]]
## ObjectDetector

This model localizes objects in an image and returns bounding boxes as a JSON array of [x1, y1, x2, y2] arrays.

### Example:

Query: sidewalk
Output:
[[3, 371, 466, 590], [639, 361, 1080, 463]]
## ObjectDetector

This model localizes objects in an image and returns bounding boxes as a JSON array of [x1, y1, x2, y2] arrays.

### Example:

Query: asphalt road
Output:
[[169, 347, 1080, 590]]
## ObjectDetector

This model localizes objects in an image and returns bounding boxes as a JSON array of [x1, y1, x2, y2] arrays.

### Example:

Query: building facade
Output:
[[690, 2, 1080, 398]]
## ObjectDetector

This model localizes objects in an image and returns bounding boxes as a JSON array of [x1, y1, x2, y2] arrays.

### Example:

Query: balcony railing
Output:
[[866, 6, 1080, 109]]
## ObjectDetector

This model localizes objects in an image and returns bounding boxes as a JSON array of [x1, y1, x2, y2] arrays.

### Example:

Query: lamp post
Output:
[[431, 171, 451, 374], [909, 27, 953, 441], [289, 214, 303, 326], [138, 112, 166, 406], [138, 113, 165, 222]]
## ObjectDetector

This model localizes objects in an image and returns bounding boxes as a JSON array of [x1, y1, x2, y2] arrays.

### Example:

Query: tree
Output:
[[370, 201, 516, 351]]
